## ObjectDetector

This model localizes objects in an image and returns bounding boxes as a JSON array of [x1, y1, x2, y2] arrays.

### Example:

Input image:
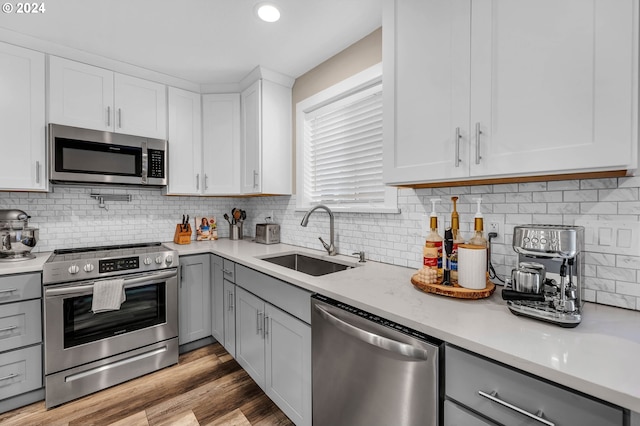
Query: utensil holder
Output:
[[229, 223, 243, 240], [173, 224, 192, 245]]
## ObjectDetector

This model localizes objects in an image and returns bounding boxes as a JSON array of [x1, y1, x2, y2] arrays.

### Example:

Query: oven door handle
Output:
[[45, 270, 178, 298]]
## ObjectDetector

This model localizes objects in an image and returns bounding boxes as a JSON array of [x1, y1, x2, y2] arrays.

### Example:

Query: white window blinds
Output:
[[303, 83, 383, 206]]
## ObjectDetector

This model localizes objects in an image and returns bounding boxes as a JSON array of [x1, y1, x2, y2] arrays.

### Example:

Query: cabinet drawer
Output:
[[236, 265, 312, 324], [0, 344, 42, 401], [0, 299, 41, 353], [0, 273, 41, 304], [222, 259, 235, 283], [445, 345, 624, 426], [444, 400, 495, 426]]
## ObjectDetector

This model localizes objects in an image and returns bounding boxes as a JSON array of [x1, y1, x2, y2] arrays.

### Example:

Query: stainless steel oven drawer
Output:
[[0, 344, 42, 401], [0, 299, 41, 353], [0, 273, 41, 304], [445, 345, 623, 426], [45, 338, 178, 408]]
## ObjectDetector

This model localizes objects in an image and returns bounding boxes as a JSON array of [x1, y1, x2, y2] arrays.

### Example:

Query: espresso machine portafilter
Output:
[[502, 225, 584, 328]]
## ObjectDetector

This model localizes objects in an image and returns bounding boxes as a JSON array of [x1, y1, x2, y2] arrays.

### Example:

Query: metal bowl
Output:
[[0, 227, 39, 260]]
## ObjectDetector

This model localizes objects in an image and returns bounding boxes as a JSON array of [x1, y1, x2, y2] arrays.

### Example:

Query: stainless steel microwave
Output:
[[48, 124, 167, 187]]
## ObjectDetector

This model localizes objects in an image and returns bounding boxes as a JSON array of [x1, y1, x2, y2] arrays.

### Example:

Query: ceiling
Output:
[[0, 0, 382, 86]]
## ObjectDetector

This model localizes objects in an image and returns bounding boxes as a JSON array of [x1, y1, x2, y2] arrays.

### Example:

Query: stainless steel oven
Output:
[[42, 243, 178, 408]]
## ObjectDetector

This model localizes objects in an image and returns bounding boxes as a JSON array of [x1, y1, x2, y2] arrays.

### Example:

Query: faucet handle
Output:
[[352, 251, 366, 263]]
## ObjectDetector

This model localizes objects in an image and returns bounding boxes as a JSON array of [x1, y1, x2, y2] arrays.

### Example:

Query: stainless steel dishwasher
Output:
[[312, 294, 441, 426]]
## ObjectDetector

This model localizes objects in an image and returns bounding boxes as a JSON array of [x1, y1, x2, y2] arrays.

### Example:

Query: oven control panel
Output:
[[99, 256, 139, 273]]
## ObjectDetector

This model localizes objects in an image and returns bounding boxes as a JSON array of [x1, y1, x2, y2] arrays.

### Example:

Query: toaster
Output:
[[255, 223, 280, 244]]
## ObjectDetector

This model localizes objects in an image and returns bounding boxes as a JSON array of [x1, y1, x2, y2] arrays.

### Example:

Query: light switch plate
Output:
[[575, 220, 640, 255]]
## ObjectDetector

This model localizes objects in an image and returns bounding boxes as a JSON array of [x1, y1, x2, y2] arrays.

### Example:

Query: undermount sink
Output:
[[260, 252, 357, 276]]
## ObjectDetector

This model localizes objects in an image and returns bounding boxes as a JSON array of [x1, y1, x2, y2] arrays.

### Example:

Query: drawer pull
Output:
[[478, 390, 555, 426], [223, 269, 233, 276], [0, 325, 18, 333], [0, 288, 17, 294], [0, 373, 18, 382]]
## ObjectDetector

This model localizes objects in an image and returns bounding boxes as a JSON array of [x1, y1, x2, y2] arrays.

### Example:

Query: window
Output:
[[296, 63, 397, 213]]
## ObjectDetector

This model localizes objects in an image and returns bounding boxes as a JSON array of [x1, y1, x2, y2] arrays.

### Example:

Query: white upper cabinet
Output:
[[240, 76, 292, 195], [49, 56, 167, 139], [167, 87, 202, 195], [114, 74, 167, 139], [383, 0, 638, 185], [202, 93, 241, 195], [0, 42, 46, 191]]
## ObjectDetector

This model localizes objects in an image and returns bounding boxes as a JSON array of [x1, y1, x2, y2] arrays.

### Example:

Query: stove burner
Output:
[[53, 242, 162, 255]]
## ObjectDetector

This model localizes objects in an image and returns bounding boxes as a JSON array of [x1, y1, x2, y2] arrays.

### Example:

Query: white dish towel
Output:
[[92, 279, 126, 313]]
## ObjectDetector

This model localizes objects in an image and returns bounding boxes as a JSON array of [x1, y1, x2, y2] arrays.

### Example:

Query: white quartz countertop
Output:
[[166, 239, 640, 413], [0, 252, 50, 275]]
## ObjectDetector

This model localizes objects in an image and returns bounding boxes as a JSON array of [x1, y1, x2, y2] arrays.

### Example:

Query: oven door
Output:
[[44, 269, 178, 375]]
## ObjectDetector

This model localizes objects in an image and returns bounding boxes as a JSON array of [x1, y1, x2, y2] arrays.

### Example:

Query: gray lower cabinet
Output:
[[0, 272, 43, 414], [179, 254, 211, 345], [211, 255, 236, 356], [444, 400, 495, 426], [235, 266, 311, 426], [445, 345, 625, 426]]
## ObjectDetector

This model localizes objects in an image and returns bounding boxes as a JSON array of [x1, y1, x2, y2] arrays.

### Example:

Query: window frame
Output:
[[295, 63, 398, 213]]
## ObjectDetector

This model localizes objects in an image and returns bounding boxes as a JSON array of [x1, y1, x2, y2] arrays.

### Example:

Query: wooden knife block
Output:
[[173, 224, 192, 245]]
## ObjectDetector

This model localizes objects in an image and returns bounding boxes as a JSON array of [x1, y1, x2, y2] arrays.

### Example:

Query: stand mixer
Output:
[[502, 225, 584, 327]]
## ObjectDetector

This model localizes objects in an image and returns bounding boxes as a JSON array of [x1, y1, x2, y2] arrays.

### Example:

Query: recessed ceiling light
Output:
[[256, 4, 280, 22]]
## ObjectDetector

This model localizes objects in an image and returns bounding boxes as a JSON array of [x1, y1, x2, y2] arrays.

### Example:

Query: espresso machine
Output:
[[502, 225, 584, 327]]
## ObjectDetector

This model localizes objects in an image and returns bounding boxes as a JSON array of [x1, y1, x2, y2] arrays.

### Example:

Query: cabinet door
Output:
[[265, 303, 311, 426], [444, 400, 495, 426], [0, 43, 46, 191], [167, 87, 202, 195], [48, 56, 114, 132], [210, 255, 224, 344], [235, 287, 265, 388], [241, 80, 262, 194], [223, 280, 236, 357], [383, 0, 471, 185], [202, 94, 241, 195], [179, 255, 211, 345], [470, 0, 636, 177], [114, 73, 167, 139]]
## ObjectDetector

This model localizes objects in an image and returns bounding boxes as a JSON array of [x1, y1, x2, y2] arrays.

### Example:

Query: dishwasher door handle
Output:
[[314, 304, 429, 360]]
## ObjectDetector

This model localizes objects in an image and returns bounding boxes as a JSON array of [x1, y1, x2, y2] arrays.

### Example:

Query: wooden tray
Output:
[[411, 273, 495, 300]]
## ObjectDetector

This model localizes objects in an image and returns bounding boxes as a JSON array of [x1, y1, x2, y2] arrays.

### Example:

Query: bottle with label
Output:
[[423, 198, 443, 277], [449, 196, 465, 284], [469, 197, 488, 248]]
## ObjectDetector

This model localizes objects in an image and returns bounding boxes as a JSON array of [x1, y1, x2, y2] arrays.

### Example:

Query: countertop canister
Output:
[[457, 244, 487, 289]]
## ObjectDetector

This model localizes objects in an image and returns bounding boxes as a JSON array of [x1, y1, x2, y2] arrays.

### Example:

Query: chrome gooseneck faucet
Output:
[[300, 204, 336, 256]]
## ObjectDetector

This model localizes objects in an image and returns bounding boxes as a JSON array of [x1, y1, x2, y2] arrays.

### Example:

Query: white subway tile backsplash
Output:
[[2, 177, 639, 312]]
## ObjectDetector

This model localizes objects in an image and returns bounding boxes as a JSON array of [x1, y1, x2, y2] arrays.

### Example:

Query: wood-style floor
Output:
[[0, 343, 294, 426]]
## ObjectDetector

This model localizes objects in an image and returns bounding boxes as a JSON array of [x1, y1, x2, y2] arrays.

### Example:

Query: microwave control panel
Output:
[[148, 149, 165, 178]]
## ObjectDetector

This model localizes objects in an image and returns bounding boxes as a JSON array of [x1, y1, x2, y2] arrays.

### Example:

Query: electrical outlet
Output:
[[488, 222, 500, 236]]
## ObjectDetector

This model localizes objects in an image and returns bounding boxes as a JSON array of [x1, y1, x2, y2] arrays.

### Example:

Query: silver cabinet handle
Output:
[[36, 161, 41, 184], [0, 288, 17, 294], [257, 311, 263, 335], [454, 127, 461, 167], [314, 305, 428, 360], [264, 315, 269, 337], [475, 122, 482, 165], [107, 106, 111, 126], [204, 174, 209, 190], [118, 108, 122, 128], [478, 390, 555, 426], [0, 373, 18, 382], [222, 269, 233, 276], [196, 173, 200, 191], [228, 291, 234, 311], [253, 170, 258, 188], [0, 325, 18, 333]]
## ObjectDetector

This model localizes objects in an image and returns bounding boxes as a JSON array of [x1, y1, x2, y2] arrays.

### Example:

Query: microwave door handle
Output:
[[45, 270, 178, 298], [141, 142, 148, 184]]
